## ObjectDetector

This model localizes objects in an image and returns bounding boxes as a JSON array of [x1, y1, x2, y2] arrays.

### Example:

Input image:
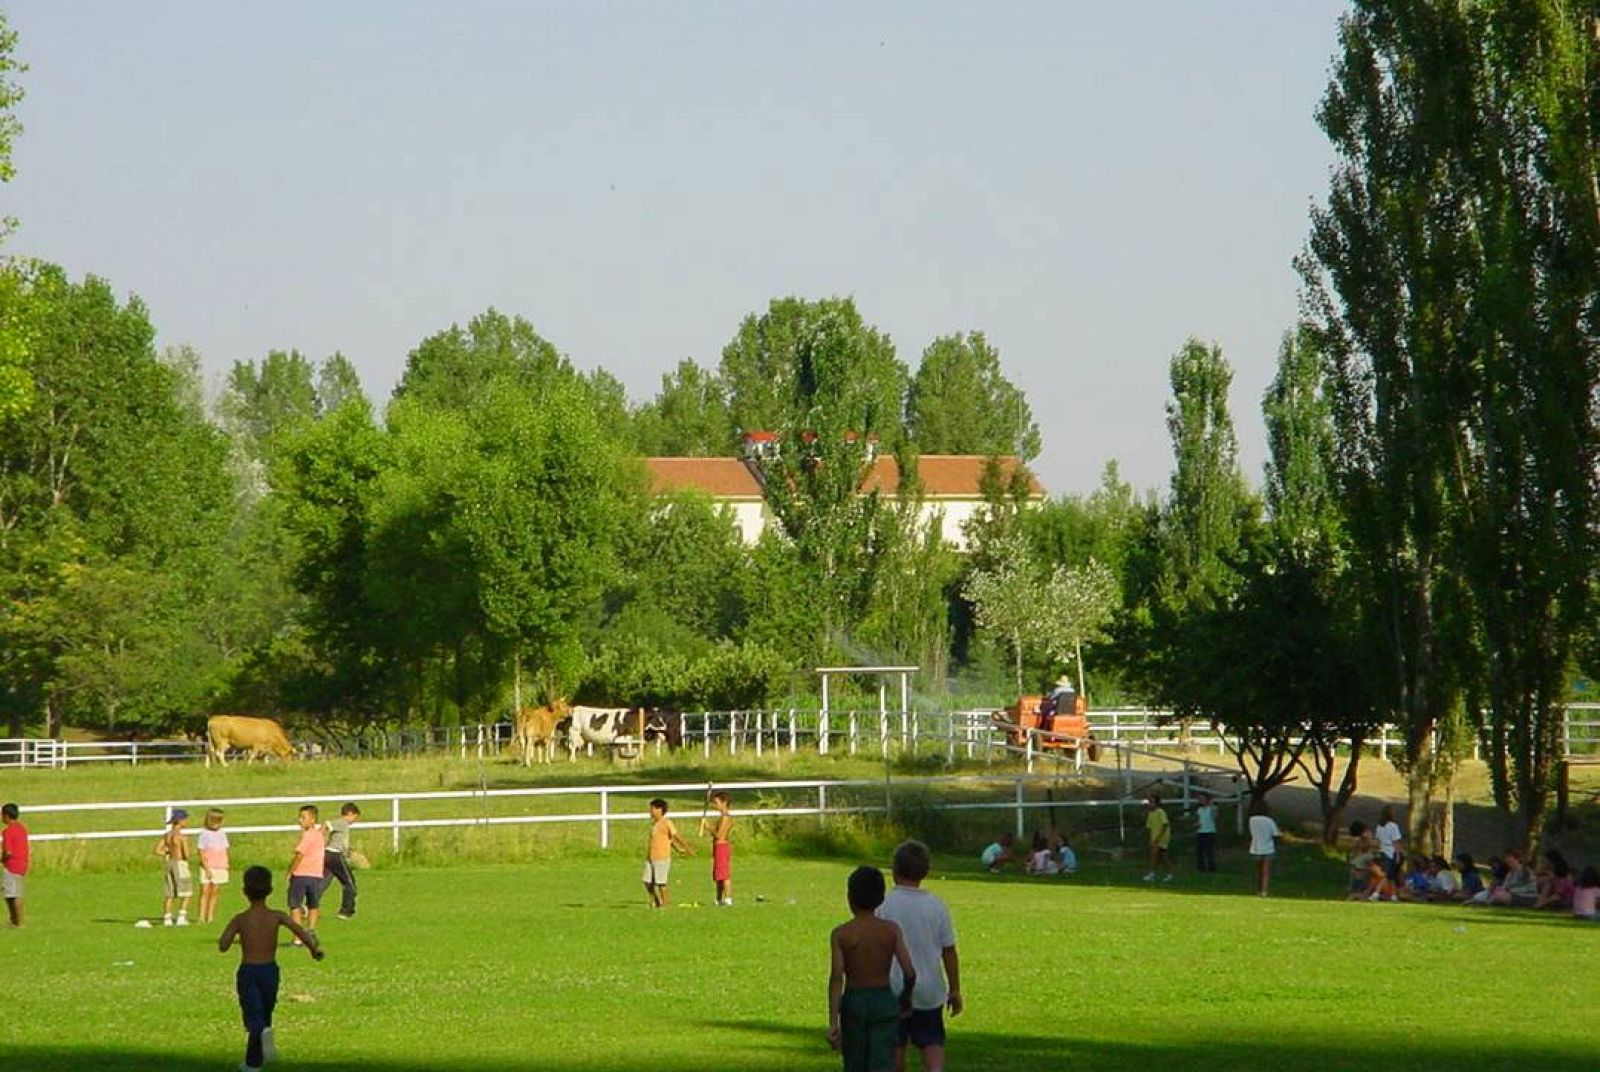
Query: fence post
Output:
[[819, 710, 829, 756], [818, 784, 829, 827], [131, 741, 139, 767], [703, 714, 712, 759], [1014, 779, 1025, 840], [849, 711, 858, 756], [391, 797, 401, 854], [1380, 726, 1390, 761], [1025, 731, 1034, 774], [600, 789, 610, 849], [730, 712, 739, 756], [880, 711, 889, 757]]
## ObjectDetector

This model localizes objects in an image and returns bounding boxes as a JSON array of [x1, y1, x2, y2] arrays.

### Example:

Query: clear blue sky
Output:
[[5, 1, 1348, 496]]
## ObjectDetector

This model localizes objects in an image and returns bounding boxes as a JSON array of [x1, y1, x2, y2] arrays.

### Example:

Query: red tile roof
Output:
[[644, 457, 764, 498], [645, 455, 1043, 499]]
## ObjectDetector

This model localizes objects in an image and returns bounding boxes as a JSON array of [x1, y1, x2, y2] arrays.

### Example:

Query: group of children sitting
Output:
[[979, 831, 1078, 876], [1346, 821, 1599, 919]]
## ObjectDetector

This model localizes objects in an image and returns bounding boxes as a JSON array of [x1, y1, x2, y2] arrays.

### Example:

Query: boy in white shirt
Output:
[[877, 840, 962, 1072], [1247, 799, 1279, 897]]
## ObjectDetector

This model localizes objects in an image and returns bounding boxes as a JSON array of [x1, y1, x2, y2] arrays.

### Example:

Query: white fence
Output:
[[8, 703, 1600, 770], [19, 773, 1244, 853]]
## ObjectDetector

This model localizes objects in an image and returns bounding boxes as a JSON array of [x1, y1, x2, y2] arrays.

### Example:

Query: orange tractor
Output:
[[995, 693, 1098, 760]]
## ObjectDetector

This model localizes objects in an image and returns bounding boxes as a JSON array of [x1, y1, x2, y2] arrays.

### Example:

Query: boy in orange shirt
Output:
[[643, 798, 694, 908], [285, 805, 326, 940]]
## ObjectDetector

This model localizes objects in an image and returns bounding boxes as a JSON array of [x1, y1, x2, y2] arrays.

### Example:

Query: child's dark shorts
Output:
[[236, 962, 280, 1033], [287, 875, 322, 910], [839, 986, 899, 1072], [899, 1007, 946, 1049]]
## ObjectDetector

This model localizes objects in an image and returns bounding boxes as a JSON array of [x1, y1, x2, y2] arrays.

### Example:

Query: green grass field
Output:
[[4, 846, 1597, 1071]]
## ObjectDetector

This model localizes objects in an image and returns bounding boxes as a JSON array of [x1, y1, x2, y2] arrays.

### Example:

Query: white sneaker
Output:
[[261, 1026, 277, 1063], [1141, 872, 1155, 882], [162, 915, 174, 926], [175, 915, 189, 927], [723, 898, 733, 906]]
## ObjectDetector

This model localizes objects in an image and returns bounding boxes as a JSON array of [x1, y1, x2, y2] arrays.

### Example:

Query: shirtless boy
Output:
[[218, 866, 325, 1072], [700, 791, 735, 906], [155, 808, 193, 926], [827, 866, 916, 1072]]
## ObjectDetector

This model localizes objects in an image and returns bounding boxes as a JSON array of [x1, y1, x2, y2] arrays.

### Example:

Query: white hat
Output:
[[1055, 676, 1073, 690]]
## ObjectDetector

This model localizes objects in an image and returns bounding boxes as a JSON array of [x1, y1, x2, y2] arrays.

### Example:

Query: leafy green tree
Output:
[[221, 350, 319, 473], [316, 352, 365, 415], [395, 308, 568, 413], [1158, 338, 1252, 611], [0, 13, 22, 244], [1301, 0, 1600, 850], [614, 489, 748, 640], [1036, 559, 1118, 702], [963, 533, 1049, 695], [0, 266, 232, 734], [633, 359, 736, 456], [906, 332, 1040, 460], [720, 297, 907, 445]]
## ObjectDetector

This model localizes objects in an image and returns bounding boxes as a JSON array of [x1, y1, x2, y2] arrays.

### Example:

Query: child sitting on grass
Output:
[[1026, 832, 1058, 875], [1533, 851, 1574, 910], [1452, 852, 1485, 901], [219, 866, 324, 1072], [1571, 866, 1598, 920], [827, 866, 915, 1072], [1427, 856, 1458, 901]]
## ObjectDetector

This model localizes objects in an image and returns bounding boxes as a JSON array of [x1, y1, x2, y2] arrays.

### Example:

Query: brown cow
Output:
[[206, 715, 295, 767], [514, 699, 572, 766]]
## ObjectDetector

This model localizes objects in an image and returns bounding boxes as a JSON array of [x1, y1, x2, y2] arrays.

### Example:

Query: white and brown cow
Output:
[[513, 698, 571, 766], [565, 706, 667, 761], [205, 715, 295, 767]]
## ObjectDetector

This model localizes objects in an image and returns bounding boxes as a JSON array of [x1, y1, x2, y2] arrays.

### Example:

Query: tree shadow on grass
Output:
[[10, 1026, 1590, 1072]]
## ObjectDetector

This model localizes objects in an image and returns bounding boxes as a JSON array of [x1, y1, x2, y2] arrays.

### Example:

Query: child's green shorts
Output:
[[839, 986, 900, 1072]]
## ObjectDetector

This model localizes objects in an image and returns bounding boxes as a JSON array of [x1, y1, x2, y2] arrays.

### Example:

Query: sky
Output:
[[4, 1, 1349, 497]]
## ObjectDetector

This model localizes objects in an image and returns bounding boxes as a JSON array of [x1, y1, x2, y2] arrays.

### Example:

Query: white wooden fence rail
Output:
[[18, 774, 1242, 852], [7, 704, 1600, 769]]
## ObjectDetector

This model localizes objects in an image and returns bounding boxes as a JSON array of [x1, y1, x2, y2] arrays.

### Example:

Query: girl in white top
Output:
[[1247, 801, 1279, 897], [197, 808, 230, 923], [1374, 806, 1404, 881]]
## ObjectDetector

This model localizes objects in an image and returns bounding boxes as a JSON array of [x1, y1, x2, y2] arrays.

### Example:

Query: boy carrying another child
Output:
[[828, 866, 916, 1072], [877, 840, 962, 1072], [219, 865, 325, 1072]]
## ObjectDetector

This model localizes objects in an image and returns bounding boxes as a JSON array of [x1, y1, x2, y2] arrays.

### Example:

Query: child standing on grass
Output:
[[2, 803, 28, 928], [1143, 795, 1172, 882], [877, 840, 962, 1072], [156, 808, 193, 926], [1571, 866, 1599, 920], [320, 803, 361, 920], [1192, 791, 1218, 873], [699, 791, 734, 906], [1247, 799, 1278, 897], [643, 798, 694, 909], [198, 809, 231, 924], [828, 866, 915, 1072], [286, 805, 325, 941], [219, 865, 325, 1072]]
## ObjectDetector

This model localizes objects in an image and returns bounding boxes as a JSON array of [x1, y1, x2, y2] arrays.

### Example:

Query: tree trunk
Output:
[[45, 691, 62, 739], [512, 648, 523, 715]]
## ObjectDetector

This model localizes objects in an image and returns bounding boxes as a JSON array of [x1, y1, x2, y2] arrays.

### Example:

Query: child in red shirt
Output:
[[2, 802, 29, 927]]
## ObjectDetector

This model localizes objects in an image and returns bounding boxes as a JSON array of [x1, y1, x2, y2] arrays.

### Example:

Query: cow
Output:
[[566, 706, 667, 761], [205, 715, 294, 767], [513, 698, 572, 766], [643, 708, 684, 750]]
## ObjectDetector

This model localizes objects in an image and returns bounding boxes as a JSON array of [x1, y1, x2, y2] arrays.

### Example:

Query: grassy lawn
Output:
[[3, 847, 1596, 1071]]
